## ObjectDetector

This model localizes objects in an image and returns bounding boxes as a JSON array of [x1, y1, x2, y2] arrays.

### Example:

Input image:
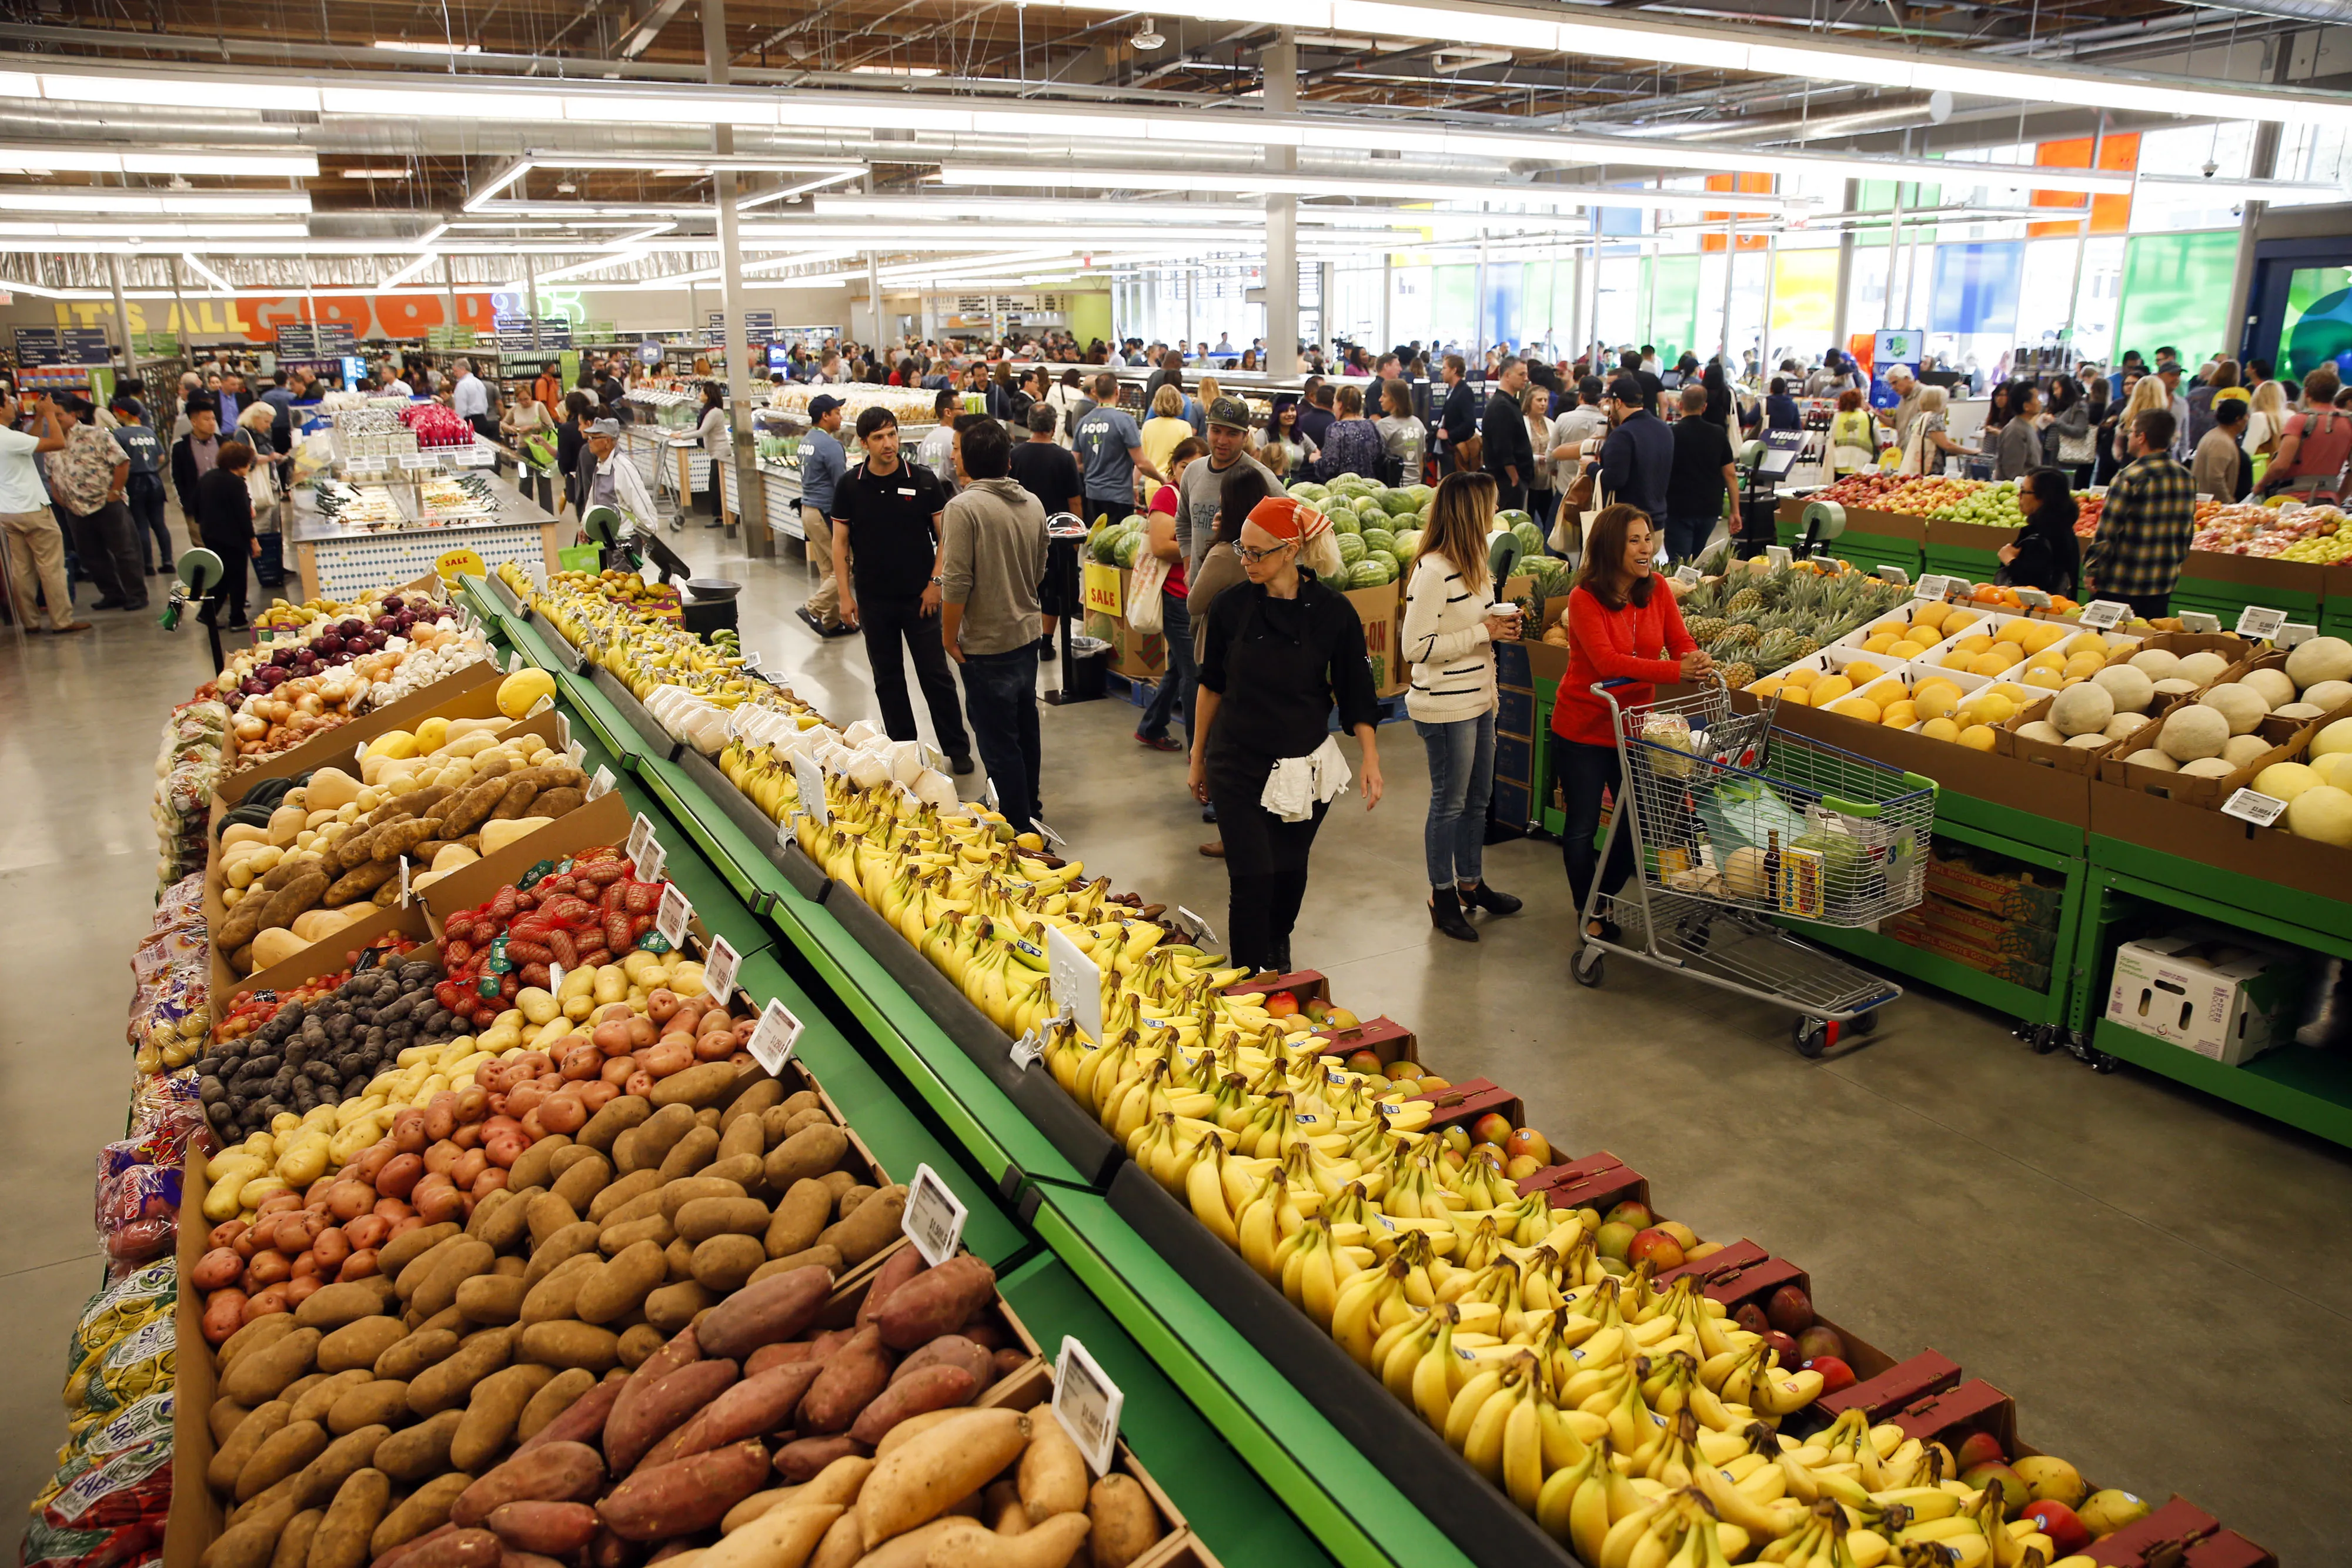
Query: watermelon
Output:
[[1381, 491, 1420, 517], [1348, 560, 1392, 589], [1090, 529, 1122, 564], [1498, 508, 1535, 531], [1335, 532, 1367, 566], [1367, 550, 1400, 579], [1512, 521, 1545, 559], [1113, 531, 1144, 569], [1394, 529, 1422, 561], [1329, 509, 1362, 536], [1287, 482, 1329, 502], [1360, 527, 1397, 557]]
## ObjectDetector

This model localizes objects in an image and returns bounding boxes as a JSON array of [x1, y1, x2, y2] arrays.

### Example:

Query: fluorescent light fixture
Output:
[[331, 87, 552, 119], [735, 170, 865, 211], [848, 65, 940, 76], [650, 168, 708, 178], [341, 167, 412, 179], [0, 145, 319, 176], [929, 165, 1791, 215], [179, 253, 236, 290], [0, 220, 308, 240], [373, 39, 481, 52], [0, 187, 310, 215]]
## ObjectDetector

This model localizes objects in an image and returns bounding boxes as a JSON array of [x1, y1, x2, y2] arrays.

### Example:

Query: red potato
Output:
[[394, 1109, 431, 1154], [386, 1215, 425, 1241], [641, 1041, 693, 1078], [313, 1228, 352, 1270], [590, 1022, 633, 1055], [414, 1175, 466, 1225], [256, 1191, 302, 1219], [457, 1086, 492, 1123], [246, 1251, 292, 1288], [425, 1101, 457, 1143], [520, 1108, 547, 1141], [284, 1275, 322, 1308], [195, 1248, 243, 1290], [576, 1081, 620, 1114], [514, 1052, 553, 1078], [349, 1143, 396, 1184], [600, 1057, 637, 1088], [453, 1123, 483, 1152], [507, 1084, 548, 1118], [624, 1071, 654, 1099], [484, 1115, 526, 1144], [472, 1166, 509, 1196], [732, 1018, 757, 1045], [291, 1252, 320, 1280], [484, 1132, 528, 1169], [537, 1071, 564, 1092], [208, 1220, 250, 1252], [452, 1149, 490, 1190], [202, 1289, 249, 1343], [564, 1045, 604, 1081], [345, 1213, 391, 1251], [338, 1249, 381, 1281], [328, 1182, 374, 1223], [646, 991, 680, 1024], [594, 1004, 633, 1026], [377, 1155, 425, 1200], [424, 1142, 463, 1178], [242, 1285, 290, 1323], [626, 1018, 656, 1050], [375, 1196, 416, 1223], [537, 1097, 587, 1137]]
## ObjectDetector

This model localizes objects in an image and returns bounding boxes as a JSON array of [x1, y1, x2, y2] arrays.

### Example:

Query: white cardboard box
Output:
[[2106, 927, 2307, 1066]]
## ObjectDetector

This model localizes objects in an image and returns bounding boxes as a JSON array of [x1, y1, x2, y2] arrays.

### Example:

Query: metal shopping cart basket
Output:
[[1570, 675, 1937, 1057]]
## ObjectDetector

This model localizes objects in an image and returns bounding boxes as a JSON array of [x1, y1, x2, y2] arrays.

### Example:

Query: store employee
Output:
[[830, 406, 975, 771]]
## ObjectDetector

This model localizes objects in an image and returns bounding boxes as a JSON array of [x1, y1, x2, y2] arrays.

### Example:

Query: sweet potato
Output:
[[771, 1437, 867, 1483], [849, 1518, 989, 1568], [817, 1188, 906, 1269], [700, 1503, 841, 1568], [857, 1410, 1028, 1549], [937, 1513, 1091, 1568], [604, 1358, 740, 1474], [751, 1246, 846, 1287], [393, 1530, 500, 1568], [700, 1360, 824, 1448], [797, 1326, 890, 1436], [485, 1502, 601, 1557], [510, 1368, 595, 1445], [373, 1410, 463, 1482], [855, 1249, 929, 1329], [1015, 1421, 1085, 1526], [848, 1366, 977, 1447], [876, 1259, 997, 1353], [696, 1265, 831, 1360], [451, 1440, 606, 1529], [596, 1442, 771, 1541], [513, 1378, 620, 1459], [1083, 1477, 1158, 1568]]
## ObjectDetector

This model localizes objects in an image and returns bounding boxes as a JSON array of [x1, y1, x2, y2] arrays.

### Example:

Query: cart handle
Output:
[[1812, 771, 1939, 819]]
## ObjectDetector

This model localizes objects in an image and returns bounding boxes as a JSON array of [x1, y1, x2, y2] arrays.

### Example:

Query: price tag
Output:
[[744, 651, 763, 672], [587, 765, 615, 801], [457, 445, 493, 467], [1765, 545, 1792, 569], [984, 778, 1000, 812], [747, 996, 803, 1074], [2236, 605, 2289, 642], [400, 451, 440, 471], [626, 813, 656, 866], [654, 882, 690, 947], [526, 693, 555, 720], [2178, 611, 2222, 634], [1050, 1339, 1125, 1477], [2221, 788, 2288, 828], [793, 754, 830, 827], [1045, 923, 1104, 1042], [397, 856, 411, 908], [2279, 621, 2317, 648], [901, 1163, 968, 1268], [1034, 819, 1067, 848], [2077, 599, 2128, 630], [566, 740, 586, 768], [1672, 564, 1700, 588], [554, 710, 572, 750], [1876, 563, 1910, 586], [1177, 906, 1222, 949], [2012, 587, 2052, 609], [547, 962, 564, 998], [637, 835, 667, 887], [506, 650, 524, 674], [1913, 574, 1953, 600], [702, 934, 741, 1004]]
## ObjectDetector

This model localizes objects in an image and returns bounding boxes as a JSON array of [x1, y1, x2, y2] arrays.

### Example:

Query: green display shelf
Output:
[[2168, 576, 2321, 626], [1922, 543, 2001, 587], [1776, 521, 1923, 577], [2089, 1017, 2352, 1148], [1932, 787, 2085, 857], [635, 752, 778, 911], [995, 1251, 1343, 1568], [2321, 603, 2352, 643]]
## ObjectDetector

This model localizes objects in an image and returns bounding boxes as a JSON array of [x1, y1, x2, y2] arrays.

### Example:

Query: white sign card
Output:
[[625, 813, 656, 866], [793, 755, 830, 828], [702, 934, 741, 1004], [397, 856, 411, 908], [1876, 564, 1910, 586], [505, 650, 523, 674], [747, 997, 803, 1074], [2279, 621, 2317, 648], [2011, 587, 2052, 609], [526, 694, 555, 720], [2221, 788, 2288, 828], [400, 451, 439, 471], [2077, 600, 2129, 630], [901, 1163, 968, 1268], [1672, 564, 1700, 587], [1177, 905, 1222, 949], [1765, 545, 1793, 569], [636, 835, 667, 888], [547, 963, 564, 998], [1913, 574, 1952, 600], [566, 740, 586, 768], [2236, 605, 2289, 642], [587, 765, 615, 801], [654, 882, 690, 948], [2177, 611, 2221, 633], [1045, 923, 1104, 1042], [1033, 819, 1067, 848], [1050, 1338, 1125, 1477]]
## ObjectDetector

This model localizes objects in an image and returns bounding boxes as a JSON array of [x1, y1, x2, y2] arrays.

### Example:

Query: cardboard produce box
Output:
[[1344, 580, 1405, 698], [2107, 927, 2307, 1065], [215, 660, 506, 807]]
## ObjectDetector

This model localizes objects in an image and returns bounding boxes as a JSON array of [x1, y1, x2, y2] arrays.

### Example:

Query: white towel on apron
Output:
[[1260, 734, 1352, 823]]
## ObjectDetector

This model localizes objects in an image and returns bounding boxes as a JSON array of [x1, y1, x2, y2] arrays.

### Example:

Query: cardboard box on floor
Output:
[[215, 659, 506, 808], [2106, 927, 2307, 1066]]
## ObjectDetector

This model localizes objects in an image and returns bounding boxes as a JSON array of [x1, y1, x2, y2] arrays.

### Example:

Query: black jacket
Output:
[[169, 432, 229, 514], [1999, 526, 2080, 599], [193, 466, 253, 544], [1437, 380, 1478, 448], [1482, 388, 1535, 485]]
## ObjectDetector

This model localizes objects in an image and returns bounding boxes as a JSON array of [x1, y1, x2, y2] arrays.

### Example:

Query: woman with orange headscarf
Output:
[[1190, 495, 1384, 974]]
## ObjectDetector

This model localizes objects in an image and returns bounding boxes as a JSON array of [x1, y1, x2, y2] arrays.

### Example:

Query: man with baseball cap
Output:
[[796, 394, 853, 636], [1586, 375, 1671, 531], [580, 418, 659, 537], [1178, 396, 1275, 581], [46, 391, 145, 612]]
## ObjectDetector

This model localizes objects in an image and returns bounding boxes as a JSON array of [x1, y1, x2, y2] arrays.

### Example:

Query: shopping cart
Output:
[[1569, 676, 1936, 1057]]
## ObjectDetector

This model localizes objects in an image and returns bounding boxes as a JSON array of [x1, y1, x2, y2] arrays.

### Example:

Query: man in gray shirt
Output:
[[797, 394, 852, 636], [1178, 396, 1277, 579], [940, 415, 1049, 832], [1993, 383, 2043, 481]]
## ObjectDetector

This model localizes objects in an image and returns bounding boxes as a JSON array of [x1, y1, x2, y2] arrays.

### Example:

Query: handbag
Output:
[[1127, 547, 1170, 634], [1454, 431, 1484, 472], [2057, 422, 2097, 465]]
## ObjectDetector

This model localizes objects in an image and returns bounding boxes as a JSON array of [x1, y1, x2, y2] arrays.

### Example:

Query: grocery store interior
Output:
[[8, 5, 2352, 1568]]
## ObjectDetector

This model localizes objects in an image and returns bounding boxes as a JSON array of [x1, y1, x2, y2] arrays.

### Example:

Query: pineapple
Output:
[[1725, 587, 1764, 618], [1685, 616, 1730, 644], [1718, 661, 1757, 691], [1720, 622, 1760, 647]]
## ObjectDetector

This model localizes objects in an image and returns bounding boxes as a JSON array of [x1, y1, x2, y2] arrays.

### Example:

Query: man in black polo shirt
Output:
[[831, 406, 974, 772]]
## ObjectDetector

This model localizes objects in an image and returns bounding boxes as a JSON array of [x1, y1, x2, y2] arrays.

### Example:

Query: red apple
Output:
[[1795, 1325, 1846, 1364], [1955, 1432, 2008, 1473], [1733, 1303, 1769, 1336], [1762, 1330, 1799, 1365], [1766, 1283, 1814, 1336], [1472, 1111, 1514, 1148], [1603, 1200, 1653, 1230], [1626, 1228, 1685, 1270], [1803, 1355, 1855, 1395], [2022, 1501, 2090, 1555]]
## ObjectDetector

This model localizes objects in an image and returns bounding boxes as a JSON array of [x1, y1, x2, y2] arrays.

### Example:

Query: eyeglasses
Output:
[[1235, 540, 1297, 564]]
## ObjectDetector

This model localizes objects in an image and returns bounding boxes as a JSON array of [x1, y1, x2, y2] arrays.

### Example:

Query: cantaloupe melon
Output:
[[2201, 684, 2268, 735], [2301, 678, 2352, 713], [2284, 783, 2352, 846], [2178, 757, 2237, 778], [2103, 713, 2147, 742], [2284, 634, 2352, 689], [2050, 682, 2115, 737], [2274, 702, 2326, 721], [2128, 648, 2181, 680], [2176, 650, 2231, 686], [2255, 761, 2323, 801], [2221, 734, 2272, 768], [2065, 733, 2110, 750], [2124, 748, 2179, 773], [1920, 717, 1962, 743], [2092, 663, 2156, 714], [2242, 667, 2296, 710], [2157, 704, 2229, 761], [1959, 724, 1997, 751], [2153, 677, 2200, 698], [2016, 720, 2066, 747], [2313, 717, 2352, 758]]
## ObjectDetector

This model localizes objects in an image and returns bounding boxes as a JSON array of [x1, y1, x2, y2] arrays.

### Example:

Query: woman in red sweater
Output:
[[1551, 504, 1711, 942]]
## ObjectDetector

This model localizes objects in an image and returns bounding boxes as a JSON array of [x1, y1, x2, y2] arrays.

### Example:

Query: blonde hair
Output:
[[2121, 375, 2171, 426], [1151, 385, 1183, 418], [1424, 471, 1495, 593], [1916, 385, 1949, 416], [238, 400, 277, 434], [2251, 379, 2288, 425], [1198, 375, 1221, 407], [1335, 384, 1364, 416]]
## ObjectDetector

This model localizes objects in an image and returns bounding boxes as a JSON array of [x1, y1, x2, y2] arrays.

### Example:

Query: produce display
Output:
[[399, 403, 480, 450], [419, 475, 505, 522], [1669, 553, 1916, 692], [160, 700, 234, 890], [1807, 474, 2104, 539], [2189, 500, 2350, 561], [313, 484, 406, 530], [212, 591, 491, 771]]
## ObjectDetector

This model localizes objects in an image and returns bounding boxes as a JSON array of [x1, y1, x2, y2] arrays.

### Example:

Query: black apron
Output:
[[1205, 590, 1337, 877]]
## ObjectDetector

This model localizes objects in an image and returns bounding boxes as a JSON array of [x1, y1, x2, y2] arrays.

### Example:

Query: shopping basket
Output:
[[1569, 676, 1936, 1057]]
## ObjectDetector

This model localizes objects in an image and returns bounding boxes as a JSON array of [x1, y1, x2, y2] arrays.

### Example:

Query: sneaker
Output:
[[1134, 732, 1182, 753], [1201, 803, 1218, 823], [1198, 840, 1224, 858], [949, 754, 975, 777], [226, 617, 250, 631], [122, 599, 150, 613]]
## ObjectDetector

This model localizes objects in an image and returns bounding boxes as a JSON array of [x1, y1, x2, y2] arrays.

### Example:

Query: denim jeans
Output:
[[1137, 590, 1195, 742], [1555, 736, 1636, 914], [1415, 708, 1496, 889], [128, 473, 171, 573], [958, 647, 1041, 831], [1665, 514, 1716, 562]]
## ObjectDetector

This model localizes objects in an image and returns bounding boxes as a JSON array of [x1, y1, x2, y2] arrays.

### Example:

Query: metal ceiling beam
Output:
[[617, 0, 697, 61]]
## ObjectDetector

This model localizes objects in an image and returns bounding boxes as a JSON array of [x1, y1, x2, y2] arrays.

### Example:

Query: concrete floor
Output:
[[8, 516, 2350, 1563]]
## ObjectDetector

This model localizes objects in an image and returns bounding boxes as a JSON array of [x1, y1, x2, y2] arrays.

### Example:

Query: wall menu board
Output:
[[12, 326, 115, 366]]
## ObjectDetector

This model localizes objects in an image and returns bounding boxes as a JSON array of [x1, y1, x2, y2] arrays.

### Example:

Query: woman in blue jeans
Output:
[[1400, 472, 1524, 941], [1135, 437, 1206, 754]]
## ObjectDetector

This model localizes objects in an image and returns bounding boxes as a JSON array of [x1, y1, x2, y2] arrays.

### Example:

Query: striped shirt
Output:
[[1401, 550, 1497, 723]]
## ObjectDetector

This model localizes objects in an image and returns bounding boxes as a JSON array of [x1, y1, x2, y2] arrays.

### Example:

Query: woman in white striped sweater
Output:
[[1402, 472, 1525, 942]]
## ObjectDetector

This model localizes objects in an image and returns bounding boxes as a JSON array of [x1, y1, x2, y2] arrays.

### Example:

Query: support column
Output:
[[706, 0, 766, 551], [1832, 180, 1857, 353], [2062, 115, 2104, 362], [1379, 254, 1392, 356], [1759, 231, 1778, 373], [1719, 217, 1737, 363], [2231, 80, 2287, 363], [869, 254, 886, 348], [1318, 261, 1334, 353], [1475, 234, 1489, 359], [526, 255, 542, 354], [1262, 29, 1299, 373], [443, 257, 462, 345], [1881, 182, 1903, 331], [107, 253, 133, 382]]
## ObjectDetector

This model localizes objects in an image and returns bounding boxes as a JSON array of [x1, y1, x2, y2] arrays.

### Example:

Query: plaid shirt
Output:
[[2085, 452, 2195, 599]]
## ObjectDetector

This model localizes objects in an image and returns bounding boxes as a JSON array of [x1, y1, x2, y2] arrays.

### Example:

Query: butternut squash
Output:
[[305, 767, 364, 811], [479, 817, 553, 856], [249, 928, 308, 972]]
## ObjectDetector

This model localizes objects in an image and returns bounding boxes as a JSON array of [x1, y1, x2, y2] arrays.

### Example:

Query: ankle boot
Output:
[[1463, 881, 1522, 916], [1430, 887, 1479, 942]]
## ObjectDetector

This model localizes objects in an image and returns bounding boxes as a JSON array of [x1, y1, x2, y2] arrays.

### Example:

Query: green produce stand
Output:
[[1775, 516, 1923, 578], [1920, 542, 2001, 588], [2069, 834, 2352, 1149]]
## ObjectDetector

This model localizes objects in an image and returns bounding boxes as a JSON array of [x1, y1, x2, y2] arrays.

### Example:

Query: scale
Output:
[[160, 547, 229, 672], [1041, 510, 1098, 706], [1734, 428, 1808, 558]]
